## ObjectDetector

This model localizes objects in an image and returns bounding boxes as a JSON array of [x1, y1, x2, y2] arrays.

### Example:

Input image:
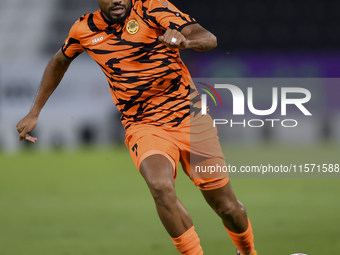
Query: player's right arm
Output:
[[16, 50, 73, 143]]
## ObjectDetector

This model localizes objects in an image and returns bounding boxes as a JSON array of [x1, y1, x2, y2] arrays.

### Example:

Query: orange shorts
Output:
[[125, 114, 229, 190]]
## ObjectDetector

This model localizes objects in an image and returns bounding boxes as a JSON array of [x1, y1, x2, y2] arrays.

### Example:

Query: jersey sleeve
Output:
[[148, 0, 197, 31], [61, 19, 85, 59]]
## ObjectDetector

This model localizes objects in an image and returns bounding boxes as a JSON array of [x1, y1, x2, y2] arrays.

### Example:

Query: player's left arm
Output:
[[158, 24, 217, 51]]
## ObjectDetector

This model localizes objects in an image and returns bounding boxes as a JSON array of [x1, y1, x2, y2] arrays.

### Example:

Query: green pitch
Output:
[[0, 144, 339, 255]]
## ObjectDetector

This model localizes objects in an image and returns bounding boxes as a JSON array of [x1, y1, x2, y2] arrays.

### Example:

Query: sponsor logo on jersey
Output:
[[126, 19, 139, 35], [92, 37, 104, 44]]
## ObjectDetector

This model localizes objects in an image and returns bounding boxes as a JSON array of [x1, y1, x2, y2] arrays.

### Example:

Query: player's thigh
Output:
[[140, 154, 176, 199], [176, 114, 228, 190], [126, 126, 180, 176], [128, 128, 180, 192]]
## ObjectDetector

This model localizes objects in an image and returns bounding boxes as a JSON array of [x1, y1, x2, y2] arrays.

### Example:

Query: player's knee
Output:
[[214, 200, 238, 220], [148, 179, 176, 207]]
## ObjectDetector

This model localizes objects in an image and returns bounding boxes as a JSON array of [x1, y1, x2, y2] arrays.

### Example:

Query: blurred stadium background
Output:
[[0, 0, 339, 254], [1, 0, 340, 149]]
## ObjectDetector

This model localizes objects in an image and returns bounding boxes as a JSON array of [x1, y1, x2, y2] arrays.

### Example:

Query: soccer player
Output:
[[16, 0, 257, 254]]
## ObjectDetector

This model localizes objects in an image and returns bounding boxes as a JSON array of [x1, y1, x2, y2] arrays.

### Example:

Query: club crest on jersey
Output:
[[126, 19, 139, 35]]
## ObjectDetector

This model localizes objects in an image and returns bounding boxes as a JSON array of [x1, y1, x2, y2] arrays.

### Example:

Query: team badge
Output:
[[126, 19, 139, 35]]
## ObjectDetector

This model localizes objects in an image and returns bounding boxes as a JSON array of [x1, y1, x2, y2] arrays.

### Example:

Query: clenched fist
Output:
[[158, 29, 188, 49]]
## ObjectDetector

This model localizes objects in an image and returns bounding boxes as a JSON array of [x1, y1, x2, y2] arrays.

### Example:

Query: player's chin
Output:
[[110, 14, 123, 20], [110, 10, 126, 19]]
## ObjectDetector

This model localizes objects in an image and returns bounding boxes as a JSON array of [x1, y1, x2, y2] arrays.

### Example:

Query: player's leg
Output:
[[179, 114, 256, 254], [200, 181, 256, 255], [140, 154, 203, 255], [140, 154, 192, 237]]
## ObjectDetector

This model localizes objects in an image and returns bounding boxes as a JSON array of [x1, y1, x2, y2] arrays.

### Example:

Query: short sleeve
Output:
[[148, 0, 197, 31], [61, 19, 85, 59]]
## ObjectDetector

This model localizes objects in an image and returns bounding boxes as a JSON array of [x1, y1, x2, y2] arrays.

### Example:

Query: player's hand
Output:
[[158, 29, 188, 49], [16, 113, 38, 143]]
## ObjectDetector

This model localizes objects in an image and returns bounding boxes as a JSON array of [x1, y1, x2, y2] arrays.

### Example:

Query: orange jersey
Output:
[[62, 0, 200, 130]]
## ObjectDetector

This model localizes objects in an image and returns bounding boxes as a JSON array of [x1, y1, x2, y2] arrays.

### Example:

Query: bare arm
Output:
[[16, 50, 73, 143], [158, 23, 217, 51]]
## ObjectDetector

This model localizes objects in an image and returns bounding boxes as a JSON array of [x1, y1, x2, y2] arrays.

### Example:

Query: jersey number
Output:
[[132, 143, 138, 157]]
